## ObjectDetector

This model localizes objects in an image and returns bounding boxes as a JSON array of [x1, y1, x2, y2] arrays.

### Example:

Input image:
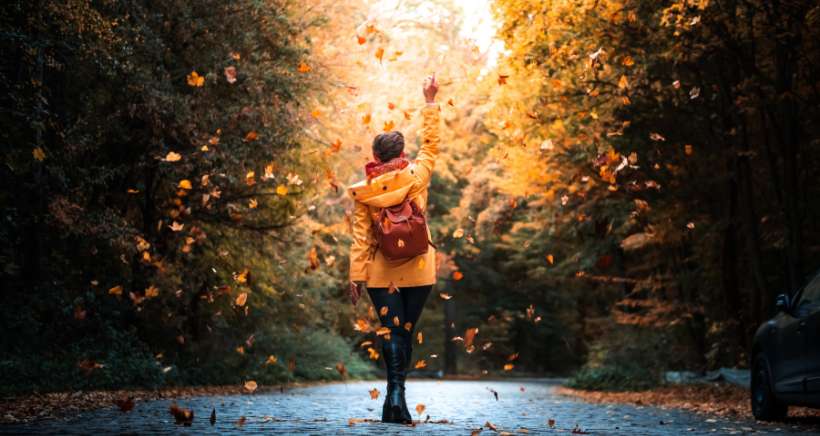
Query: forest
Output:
[[2, 0, 820, 398]]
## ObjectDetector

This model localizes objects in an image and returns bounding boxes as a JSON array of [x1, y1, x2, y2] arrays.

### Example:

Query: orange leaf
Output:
[[383, 120, 394, 132], [417, 331, 423, 344], [392, 315, 400, 326], [497, 74, 509, 85], [414, 359, 427, 369], [186, 71, 205, 87], [453, 271, 464, 281], [235, 292, 248, 307], [362, 113, 371, 125], [244, 380, 258, 393], [244, 131, 258, 142], [439, 293, 452, 300], [357, 35, 366, 45], [329, 139, 342, 153], [369, 388, 380, 399], [387, 102, 396, 110], [375, 47, 384, 63], [297, 62, 311, 73], [415, 403, 426, 415], [379, 306, 388, 316]]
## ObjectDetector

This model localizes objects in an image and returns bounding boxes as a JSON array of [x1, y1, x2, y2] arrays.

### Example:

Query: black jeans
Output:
[[367, 285, 432, 342]]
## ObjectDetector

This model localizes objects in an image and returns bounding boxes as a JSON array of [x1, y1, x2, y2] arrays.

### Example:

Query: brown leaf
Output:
[[169, 403, 194, 426], [369, 388, 380, 399]]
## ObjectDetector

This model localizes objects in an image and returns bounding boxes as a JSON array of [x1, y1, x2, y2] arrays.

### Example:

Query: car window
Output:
[[797, 274, 820, 311]]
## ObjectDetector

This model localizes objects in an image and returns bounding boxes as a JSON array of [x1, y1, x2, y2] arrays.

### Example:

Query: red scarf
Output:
[[365, 157, 410, 179]]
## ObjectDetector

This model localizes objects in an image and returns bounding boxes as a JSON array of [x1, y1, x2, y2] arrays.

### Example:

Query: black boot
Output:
[[381, 333, 413, 424]]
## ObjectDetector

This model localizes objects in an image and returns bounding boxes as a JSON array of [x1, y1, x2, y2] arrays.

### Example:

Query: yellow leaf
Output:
[[186, 71, 205, 87], [33, 147, 46, 161], [178, 179, 192, 190], [244, 380, 258, 393], [235, 292, 248, 307], [235, 269, 249, 284], [248, 198, 258, 209], [169, 221, 184, 232], [108, 285, 123, 296], [276, 184, 288, 196]]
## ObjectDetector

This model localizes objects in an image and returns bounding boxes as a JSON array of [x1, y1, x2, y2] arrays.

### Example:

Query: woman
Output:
[[346, 74, 440, 424]]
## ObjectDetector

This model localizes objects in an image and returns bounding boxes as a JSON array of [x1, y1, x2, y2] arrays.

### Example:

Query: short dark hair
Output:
[[372, 131, 404, 161]]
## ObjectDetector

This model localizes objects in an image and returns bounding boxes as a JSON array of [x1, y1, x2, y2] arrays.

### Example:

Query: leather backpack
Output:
[[372, 198, 432, 261]]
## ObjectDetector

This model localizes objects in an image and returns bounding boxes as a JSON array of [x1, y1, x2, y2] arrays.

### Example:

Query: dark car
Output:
[[752, 270, 820, 420]]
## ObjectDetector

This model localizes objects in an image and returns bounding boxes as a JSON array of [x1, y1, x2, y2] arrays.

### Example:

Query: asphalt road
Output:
[[2, 379, 818, 435]]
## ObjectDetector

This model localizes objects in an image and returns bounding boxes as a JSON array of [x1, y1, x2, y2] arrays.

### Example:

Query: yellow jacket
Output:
[[347, 104, 440, 288]]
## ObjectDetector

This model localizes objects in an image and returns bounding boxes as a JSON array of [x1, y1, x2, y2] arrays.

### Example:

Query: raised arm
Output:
[[414, 74, 440, 187]]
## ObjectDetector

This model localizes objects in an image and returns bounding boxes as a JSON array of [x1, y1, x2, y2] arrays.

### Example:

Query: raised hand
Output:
[[423, 73, 438, 103]]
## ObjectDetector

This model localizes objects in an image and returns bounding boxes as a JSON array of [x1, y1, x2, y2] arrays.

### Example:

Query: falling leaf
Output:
[[618, 75, 629, 89], [244, 380, 258, 393], [224, 66, 237, 84], [307, 246, 320, 270], [297, 62, 311, 73], [359, 340, 373, 348], [447, 98, 454, 106], [379, 306, 389, 316], [684, 144, 694, 156], [145, 285, 159, 299], [186, 71, 205, 87], [32, 147, 46, 161], [415, 403, 426, 415], [689, 86, 701, 99], [417, 332, 423, 344], [439, 293, 452, 300], [540, 139, 554, 151], [369, 388, 380, 399], [453, 271, 464, 281], [404, 322, 412, 331], [329, 139, 342, 153], [336, 361, 348, 378], [498, 74, 509, 85], [622, 55, 635, 67], [164, 151, 182, 162], [234, 269, 249, 284], [109, 285, 123, 296], [392, 315, 400, 326], [244, 131, 258, 142], [452, 228, 464, 238], [686, 222, 695, 229], [375, 47, 384, 63], [414, 359, 427, 369], [388, 50, 403, 61], [383, 120, 395, 132], [464, 327, 479, 348], [178, 179, 192, 190], [503, 363, 514, 371], [362, 113, 371, 125], [387, 102, 396, 110], [368, 347, 380, 360], [248, 199, 258, 209], [375, 326, 391, 336], [649, 132, 666, 142], [311, 109, 321, 118], [235, 292, 248, 307], [403, 110, 412, 120], [265, 355, 278, 365], [485, 421, 498, 431], [546, 254, 554, 265], [357, 35, 366, 45], [507, 352, 519, 361], [168, 404, 195, 427], [276, 185, 288, 196]]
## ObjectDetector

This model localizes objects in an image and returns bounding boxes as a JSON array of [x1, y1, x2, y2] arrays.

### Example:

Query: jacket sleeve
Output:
[[349, 201, 372, 282], [414, 103, 440, 187]]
